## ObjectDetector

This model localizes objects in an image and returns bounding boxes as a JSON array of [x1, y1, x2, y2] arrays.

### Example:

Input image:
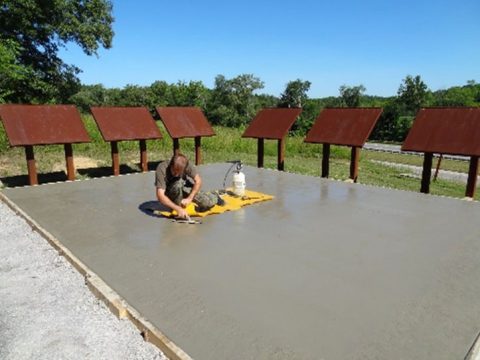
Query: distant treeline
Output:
[[67, 75, 480, 142]]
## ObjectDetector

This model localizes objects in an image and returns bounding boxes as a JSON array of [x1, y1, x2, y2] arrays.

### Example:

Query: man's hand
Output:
[[176, 207, 188, 219], [156, 188, 188, 219], [180, 197, 193, 207]]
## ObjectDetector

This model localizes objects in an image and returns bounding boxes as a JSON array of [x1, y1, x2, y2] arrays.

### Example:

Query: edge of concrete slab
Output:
[[0, 191, 193, 360], [465, 332, 480, 360], [259, 165, 479, 203]]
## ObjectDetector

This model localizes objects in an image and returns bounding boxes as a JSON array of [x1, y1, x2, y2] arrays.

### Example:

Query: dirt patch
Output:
[[0, 157, 22, 177], [52, 156, 100, 172]]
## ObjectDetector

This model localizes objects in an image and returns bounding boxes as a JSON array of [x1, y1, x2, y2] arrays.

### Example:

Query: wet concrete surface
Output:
[[3, 163, 480, 359]]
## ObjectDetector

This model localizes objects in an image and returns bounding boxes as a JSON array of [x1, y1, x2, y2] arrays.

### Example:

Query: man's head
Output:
[[169, 153, 189, 177]]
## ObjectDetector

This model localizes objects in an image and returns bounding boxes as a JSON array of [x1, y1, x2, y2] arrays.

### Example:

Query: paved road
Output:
[[364, 142, 469, 161]]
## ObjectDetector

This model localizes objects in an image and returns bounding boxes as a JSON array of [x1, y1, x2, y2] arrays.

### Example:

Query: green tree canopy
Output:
[[0, 0, 114, 103], [0, 39, 30, 103], [339, 84, 366, 107], [278, 79, 311, 108], [397, 75, 429, 114], [432, 81, 480, 106], [207, 74, 264, 127], [68, 83, 108, 112], [169, 81, 210, 108], [370, 75, 430, 142]]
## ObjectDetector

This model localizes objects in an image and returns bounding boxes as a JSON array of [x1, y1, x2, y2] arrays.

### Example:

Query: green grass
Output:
[[0, 116, 475, 200], [362, 150, 469, 173]]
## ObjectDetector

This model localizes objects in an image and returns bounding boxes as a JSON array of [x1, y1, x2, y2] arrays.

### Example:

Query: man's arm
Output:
[[156, 188, 188, 218], [181, 174, 201, 207]]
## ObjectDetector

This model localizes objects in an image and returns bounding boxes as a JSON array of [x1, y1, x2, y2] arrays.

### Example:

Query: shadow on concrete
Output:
[[0, 161, 162, 189], [1, 171, 68, 188], [77, 164, 139, 178], [77, 161, 161, 177], [138, 200, 170, 218]]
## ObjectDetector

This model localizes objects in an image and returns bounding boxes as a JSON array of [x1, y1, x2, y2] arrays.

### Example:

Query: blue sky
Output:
[[59, 0, 480, 97]]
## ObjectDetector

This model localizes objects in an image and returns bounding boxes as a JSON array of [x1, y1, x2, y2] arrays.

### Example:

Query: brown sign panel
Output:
[[156, 107, 215, 139], [90, 106, 162, 141], [0, 104, 90, 146], [304, 108, 383, 147], [402, 107, 480, 157], [242, 108, 302, 140]]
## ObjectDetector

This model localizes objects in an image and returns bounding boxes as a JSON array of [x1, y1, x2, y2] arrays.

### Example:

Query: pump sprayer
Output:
[[223, 160, 246, 197], [232, 162, 246, 196]]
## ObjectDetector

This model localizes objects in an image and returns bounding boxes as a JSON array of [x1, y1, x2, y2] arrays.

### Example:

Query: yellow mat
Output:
[[155, 189, 274, 218]]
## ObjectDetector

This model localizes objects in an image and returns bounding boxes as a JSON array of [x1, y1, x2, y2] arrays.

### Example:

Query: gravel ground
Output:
[[0, 201, 167, 360]]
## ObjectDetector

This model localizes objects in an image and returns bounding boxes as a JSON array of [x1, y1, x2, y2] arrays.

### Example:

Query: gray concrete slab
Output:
[[3, 164, 480, 359]]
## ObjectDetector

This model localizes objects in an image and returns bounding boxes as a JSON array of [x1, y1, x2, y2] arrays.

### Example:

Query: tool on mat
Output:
[[171, 214, 202, 224]]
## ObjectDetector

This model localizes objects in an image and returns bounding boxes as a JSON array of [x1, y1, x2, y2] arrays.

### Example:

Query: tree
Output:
[[397, 75, 429, 114], [339, 84, 366, 107], [278, 79, 311, 108], [117, 85, 151, 107], [434, 88, 471, 106], [432, 81, 480, 107], [207, 74, 264, 127], [0, 0, 114, 103], [255, 94, 278, 109], [370, 100, 404, 142], [149, 81, 172, 108], [0, 39, 31, 103], [69, 84, 107, 112], [292, 98, 323, 135], [169, 81, 210, 108]]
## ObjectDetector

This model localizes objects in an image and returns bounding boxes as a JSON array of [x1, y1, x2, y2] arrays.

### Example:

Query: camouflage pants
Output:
[[165, 178, 218, 212]]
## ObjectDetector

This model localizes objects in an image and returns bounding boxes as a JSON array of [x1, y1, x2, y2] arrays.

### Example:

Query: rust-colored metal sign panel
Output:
[[304, 108, 383, 147], [156, 107, 215, 139], [90, 106, 162, 141], [0, 104, 90, 146], [242, 108, 302, 140], [402, 107, 480, 156]]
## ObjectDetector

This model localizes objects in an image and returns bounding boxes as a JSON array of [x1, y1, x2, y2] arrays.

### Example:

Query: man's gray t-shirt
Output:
[[154, 160, 198, 190]]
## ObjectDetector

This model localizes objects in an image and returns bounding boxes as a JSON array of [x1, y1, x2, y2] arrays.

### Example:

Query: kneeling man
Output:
[[155, 154, 221, 218]]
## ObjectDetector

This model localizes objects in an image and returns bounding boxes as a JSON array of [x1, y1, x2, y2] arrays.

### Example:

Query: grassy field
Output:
[[0, 115, 476, 200]]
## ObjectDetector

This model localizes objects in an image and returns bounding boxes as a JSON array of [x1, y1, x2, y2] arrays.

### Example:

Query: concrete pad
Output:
[[2, 163, 480, 359]]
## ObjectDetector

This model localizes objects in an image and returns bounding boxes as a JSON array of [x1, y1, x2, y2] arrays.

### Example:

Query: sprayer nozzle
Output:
[[235, 161, 243, 172]]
